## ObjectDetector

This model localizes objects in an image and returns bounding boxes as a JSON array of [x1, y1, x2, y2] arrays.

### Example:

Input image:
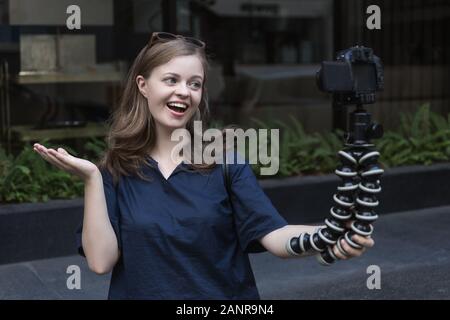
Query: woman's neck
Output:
[[150, 124, 186, 164]]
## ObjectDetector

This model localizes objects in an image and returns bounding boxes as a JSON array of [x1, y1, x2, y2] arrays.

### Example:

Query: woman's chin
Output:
[[153, 109, 195, 130], [159, 117, 189, 130]]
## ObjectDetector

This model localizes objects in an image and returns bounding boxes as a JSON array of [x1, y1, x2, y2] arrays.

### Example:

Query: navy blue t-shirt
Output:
[[76, 152, 288, 299]]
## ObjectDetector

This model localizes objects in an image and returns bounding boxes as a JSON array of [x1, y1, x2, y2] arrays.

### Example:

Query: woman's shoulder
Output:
[[98, 166, 115, 186], [223, 150, 254, 179], [224, 149, 246, 165], [98, 165, 126, 189]]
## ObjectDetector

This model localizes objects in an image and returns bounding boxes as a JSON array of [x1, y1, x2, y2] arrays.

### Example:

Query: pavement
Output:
[[1, 205, 449, 300]]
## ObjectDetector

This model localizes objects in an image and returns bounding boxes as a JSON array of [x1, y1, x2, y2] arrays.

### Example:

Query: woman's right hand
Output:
[[33, 143, 100, 182]]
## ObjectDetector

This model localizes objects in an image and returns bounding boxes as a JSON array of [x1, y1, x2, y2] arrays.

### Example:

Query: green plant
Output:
[[377, 103, 450, 167], [248, 103, 449, 178], [249, 116, 342, 178], [0, 139, 83, 203], [83, 136, 107, 163], [1, 103, 449, 204]]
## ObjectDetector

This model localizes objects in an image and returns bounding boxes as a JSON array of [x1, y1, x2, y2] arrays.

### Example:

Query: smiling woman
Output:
[[101, 33, 214, 184], [33, 31, 373, 300], [136, 56, 204, 124]]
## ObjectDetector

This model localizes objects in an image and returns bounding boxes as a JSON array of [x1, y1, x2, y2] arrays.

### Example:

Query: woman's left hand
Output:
[[331, 234, 375, 260]]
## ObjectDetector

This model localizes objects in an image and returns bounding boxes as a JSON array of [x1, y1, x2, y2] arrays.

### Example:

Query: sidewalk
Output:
[[1, 206, 449, 299]]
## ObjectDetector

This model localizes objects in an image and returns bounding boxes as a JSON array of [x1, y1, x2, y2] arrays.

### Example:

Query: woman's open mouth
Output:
[[166, 102, 189, 116]]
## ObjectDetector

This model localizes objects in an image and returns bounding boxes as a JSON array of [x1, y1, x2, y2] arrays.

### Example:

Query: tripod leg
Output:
[[286, 148, 358, 264], [316, 149, 359, 265], [344, 149, 383, 249]]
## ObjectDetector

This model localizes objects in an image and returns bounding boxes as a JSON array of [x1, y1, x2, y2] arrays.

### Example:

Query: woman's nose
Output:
[[175, 82, 190, 96]]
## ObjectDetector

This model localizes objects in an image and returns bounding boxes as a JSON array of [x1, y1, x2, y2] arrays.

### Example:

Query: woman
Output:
[[33, 32, 374, 299]]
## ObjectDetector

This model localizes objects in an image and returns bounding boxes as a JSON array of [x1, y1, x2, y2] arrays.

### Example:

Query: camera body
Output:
[[316, 45, 384, 106]]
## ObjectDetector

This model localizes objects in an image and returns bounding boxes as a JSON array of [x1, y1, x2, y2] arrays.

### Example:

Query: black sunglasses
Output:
[[148, 32, 205, 49]]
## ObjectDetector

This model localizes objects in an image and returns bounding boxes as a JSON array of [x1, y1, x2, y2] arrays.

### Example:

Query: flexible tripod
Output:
[[286, 104, 384, 265]]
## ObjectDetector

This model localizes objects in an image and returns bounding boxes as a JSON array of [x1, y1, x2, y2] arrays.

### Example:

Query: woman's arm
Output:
[[259, 224, 321, 259], [82, 170, 121, 274], [34, 144, 120, 274], [259, 224, 374, 259]]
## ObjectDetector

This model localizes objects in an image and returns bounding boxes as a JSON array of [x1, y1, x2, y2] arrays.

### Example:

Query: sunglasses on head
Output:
[[148, 32, 206, 49]]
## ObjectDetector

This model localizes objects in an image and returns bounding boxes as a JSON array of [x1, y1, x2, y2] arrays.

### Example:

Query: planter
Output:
[[261, 162, 450, 224], [1, 163, 449, 265], [0, 199, 83, 265]]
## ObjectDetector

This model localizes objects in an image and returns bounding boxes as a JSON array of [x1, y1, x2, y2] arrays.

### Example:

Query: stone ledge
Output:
[[1, 163, 449, 264]]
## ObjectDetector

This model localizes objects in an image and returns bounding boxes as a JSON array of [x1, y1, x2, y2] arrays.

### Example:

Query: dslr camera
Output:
[[316, 45, 384, 106]]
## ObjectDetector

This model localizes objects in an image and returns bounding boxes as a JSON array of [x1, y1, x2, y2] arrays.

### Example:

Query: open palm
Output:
[[33, 143, 99, 181]]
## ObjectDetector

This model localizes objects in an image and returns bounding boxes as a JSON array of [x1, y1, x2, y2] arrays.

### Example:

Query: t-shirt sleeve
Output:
[[227, 152, 288, 253], [75, 168, 122, 257]]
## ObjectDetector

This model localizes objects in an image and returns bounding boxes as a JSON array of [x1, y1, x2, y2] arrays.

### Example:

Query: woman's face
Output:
[[137, 55, 204, 131]]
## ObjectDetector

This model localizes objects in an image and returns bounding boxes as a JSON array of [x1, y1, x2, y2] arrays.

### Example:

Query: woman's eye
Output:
[[164, 78, 201, 89], [165, 77, 177, 84]]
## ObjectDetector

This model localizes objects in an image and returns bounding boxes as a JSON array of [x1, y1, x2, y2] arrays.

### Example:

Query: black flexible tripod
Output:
[[286, 104, 384, 265]]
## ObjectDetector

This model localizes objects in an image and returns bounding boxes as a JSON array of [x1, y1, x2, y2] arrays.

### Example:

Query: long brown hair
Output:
[[97, 38, 216, 186]]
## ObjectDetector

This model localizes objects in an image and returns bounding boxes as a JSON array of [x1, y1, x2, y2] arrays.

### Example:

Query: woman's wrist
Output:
[[85, 168, 102, 184]]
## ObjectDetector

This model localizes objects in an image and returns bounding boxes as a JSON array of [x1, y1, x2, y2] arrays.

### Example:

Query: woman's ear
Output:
[[136, 75, 148, 98]]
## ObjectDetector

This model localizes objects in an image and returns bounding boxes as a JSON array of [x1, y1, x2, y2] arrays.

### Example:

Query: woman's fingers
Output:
[[341, 238, 366, 257], [40, 148, 69, 171], [50, 148, 87, 176], [34, 144, 98, 181], [57, 147, 70, 156], [344, 221, 375, 247], [47, 149, 74, 172], [331, 234, 374, 261], [352, 234, 375, 248], [34, 145, 56, 165], [34, 144, 73, 173], [332, 242, 348, 260]]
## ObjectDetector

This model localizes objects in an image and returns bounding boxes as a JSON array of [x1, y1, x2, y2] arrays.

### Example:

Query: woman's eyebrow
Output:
[[163, 72, 203, 80]]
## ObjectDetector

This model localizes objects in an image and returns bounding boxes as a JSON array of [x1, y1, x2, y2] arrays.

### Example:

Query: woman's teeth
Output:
[[167, 102, 188, 113]]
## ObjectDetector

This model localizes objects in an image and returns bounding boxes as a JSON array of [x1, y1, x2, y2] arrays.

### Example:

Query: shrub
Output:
[[1, 103, 448, 203]]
